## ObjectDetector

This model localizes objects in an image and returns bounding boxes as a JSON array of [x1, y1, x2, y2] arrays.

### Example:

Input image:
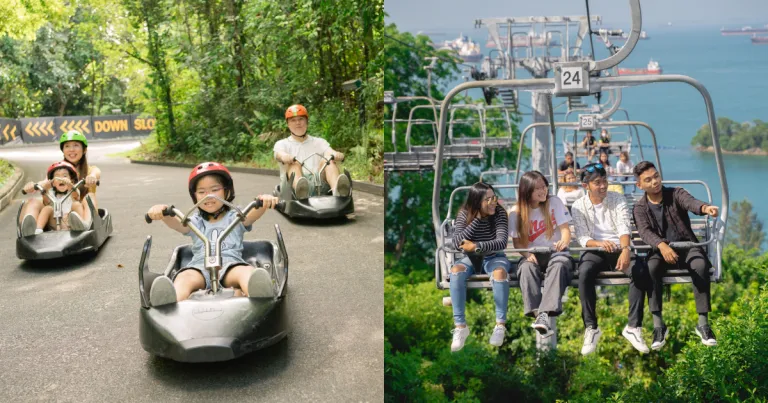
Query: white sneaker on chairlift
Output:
[[247, 267, 274, 298], [333, 175, 351, 197], [150, 276, 177, 307], [68, 211, 88, 231], [21, 214, 37, 237], [295, 177, 310, 200]]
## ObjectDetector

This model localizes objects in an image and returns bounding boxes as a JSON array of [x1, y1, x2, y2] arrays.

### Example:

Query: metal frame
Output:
[[431, 75, 729, 292]]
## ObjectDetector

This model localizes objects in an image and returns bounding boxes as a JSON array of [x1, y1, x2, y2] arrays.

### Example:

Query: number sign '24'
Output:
[[554, 62, 590, 96]]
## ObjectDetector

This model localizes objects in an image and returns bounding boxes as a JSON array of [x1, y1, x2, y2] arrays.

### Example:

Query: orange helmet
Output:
[[47, 161, 79, 181], [285, 104, 308, 120]]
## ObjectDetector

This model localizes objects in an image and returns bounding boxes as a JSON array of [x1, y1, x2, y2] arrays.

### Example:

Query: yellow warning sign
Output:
[[94, 119, 129, 133], [24, 121, 54, 137], [2, 123, 17, 141], [60, 119, 91, 134], [133, 118, 156, 131]]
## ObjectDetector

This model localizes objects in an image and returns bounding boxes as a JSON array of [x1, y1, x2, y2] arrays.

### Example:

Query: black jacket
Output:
[[633, 186, 708, 248]]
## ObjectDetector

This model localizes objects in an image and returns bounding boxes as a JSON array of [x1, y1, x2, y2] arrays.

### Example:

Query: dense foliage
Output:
[[1, 0, 383, 182], [692, 117, 768, 153]]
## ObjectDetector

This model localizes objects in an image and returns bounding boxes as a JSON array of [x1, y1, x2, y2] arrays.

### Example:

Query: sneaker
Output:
[[68, 211, 88, 231], [450, 326, 470, 352], [247, 267, 274, 298], [333, 174, 351, 197], [21, 214, 36, 237], [581, 326, 602, 356], [622, 325, 650, 354], [695, 325, 717, 346], [34, 228, 43, 235], [532, 312, 553, 337], [294, 177, 310, 199], [149, 276, 177, 307], [489, 324, 506, 347], [651, 326, 669, 350]]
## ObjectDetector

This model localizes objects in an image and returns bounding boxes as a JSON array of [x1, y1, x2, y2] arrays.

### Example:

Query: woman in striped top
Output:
[[449, 182, 511, 352]]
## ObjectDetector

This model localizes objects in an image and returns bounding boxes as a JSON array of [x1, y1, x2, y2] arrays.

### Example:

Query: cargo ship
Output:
[[617, 59, 662, 76], [752, 35, 768, 44], [457, 40, 483, 62], [721, 25, 768, 35]]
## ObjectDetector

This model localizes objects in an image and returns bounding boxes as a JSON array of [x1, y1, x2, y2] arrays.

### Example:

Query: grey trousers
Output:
[[517, 252, 574, 317]]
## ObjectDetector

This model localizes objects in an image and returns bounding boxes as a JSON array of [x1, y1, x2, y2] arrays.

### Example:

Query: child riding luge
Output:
[[146, 162, 280, 306], [33, 161, 87, 234]]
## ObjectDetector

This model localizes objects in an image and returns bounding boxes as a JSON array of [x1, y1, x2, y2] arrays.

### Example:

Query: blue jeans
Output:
[[450, 252, 512, 325]]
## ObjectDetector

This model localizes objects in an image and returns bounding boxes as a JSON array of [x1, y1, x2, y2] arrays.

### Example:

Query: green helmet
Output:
[[59, 130, 88, 150]]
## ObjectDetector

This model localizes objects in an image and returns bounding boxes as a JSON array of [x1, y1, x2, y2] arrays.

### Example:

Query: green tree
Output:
[[727, 199, 765, 253]]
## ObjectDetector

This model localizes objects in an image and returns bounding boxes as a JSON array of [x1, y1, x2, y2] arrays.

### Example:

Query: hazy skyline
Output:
[[385, 0, 768, 32]]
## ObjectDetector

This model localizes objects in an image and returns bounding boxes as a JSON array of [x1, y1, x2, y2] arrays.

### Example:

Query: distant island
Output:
[[692, 117, 768, 155]]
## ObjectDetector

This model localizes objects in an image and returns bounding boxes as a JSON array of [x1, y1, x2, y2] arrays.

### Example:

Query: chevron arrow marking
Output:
[[3, 125, 8, 141], [11, 125, 16, 139], [81, 120, 90, 134], [32, 121, 41, 136], [25, 122, 33, 137], [45, 121, 54, 136]]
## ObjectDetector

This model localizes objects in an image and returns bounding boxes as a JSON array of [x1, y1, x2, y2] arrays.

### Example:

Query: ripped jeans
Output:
[[450, 252, 512, 326]]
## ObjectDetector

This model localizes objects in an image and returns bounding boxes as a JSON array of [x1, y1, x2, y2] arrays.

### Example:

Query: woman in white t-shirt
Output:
[[509, 171, 574, 337], [557, 171, 585, 206]]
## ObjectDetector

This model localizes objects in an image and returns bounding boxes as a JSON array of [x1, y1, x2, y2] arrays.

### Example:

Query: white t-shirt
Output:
[[509, 196, 572, 247], [557, 187, 585, 205], [592, 202, 621, 244], [273, 135, 331, 176], [616, 160, 633, 175]]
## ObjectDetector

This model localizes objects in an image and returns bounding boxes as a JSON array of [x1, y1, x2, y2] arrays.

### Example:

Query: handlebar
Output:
[[144, 205, 175, 223], [21, 179, 100, 195]]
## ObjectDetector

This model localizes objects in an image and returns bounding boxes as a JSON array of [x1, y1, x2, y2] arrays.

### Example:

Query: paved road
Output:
[[0, 141, 384, 402]]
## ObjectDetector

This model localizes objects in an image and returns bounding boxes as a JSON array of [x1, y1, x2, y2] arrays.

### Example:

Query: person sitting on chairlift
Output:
[[509, 171, 574, 338], [580, 131, 597, 162], [632, 161, 720, 350], [571, 162, 652, 356]]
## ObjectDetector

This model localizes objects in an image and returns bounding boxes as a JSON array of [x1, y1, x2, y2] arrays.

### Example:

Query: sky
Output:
[[385, 0, 768, 32]]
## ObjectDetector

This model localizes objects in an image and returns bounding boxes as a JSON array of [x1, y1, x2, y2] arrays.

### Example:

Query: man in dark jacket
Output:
[[632, 161, 720, 350]]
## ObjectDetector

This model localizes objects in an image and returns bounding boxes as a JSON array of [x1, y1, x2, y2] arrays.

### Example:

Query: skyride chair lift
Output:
[[432, 0, 729, 350]]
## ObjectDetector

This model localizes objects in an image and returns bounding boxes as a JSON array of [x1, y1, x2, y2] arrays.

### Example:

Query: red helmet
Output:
[[47, 161, 79, 181], [188, 162, 235, 202], [285, 104, 308, 120]]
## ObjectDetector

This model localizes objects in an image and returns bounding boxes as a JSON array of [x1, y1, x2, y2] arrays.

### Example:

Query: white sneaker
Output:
[[295, 177, 310, 199], [581, 326, 602, 356], [68, 211, 88, 231], [34, 228, 43, 235], [21, 214, 36, 237], [247, 267, 274, 298], [489, 324, 506, 347], [450, 327, 470, 352], [622, 325, 650, 354], [150, 276, 177, 307], [333, 174, 351, 197]]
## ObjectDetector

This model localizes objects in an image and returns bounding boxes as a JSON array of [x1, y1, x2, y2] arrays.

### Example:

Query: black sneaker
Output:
[[651, 326, 669, 350], [695, 325, 717, 346], [531, 312, 553, 337]]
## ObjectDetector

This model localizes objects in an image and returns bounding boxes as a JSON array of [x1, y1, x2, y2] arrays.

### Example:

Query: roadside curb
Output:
[[0, 160, 24, 213], [129, 159, 384, 197]]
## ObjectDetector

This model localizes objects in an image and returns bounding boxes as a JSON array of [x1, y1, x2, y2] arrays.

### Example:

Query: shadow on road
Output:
[[146, 338, 291, 390], [17, 250, 102, 273]]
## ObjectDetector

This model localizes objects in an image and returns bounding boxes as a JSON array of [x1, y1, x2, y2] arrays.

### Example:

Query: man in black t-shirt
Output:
[[558, 152, 581, 176]]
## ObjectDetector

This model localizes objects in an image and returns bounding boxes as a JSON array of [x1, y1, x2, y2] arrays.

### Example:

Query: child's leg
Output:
[[20, 198, 43, 224], [70, 201, 85, 220], [81, 194, 95, 222], [173, 269, 207, 301], [36, 206, 53, 230], [222, 264, 256, 296]]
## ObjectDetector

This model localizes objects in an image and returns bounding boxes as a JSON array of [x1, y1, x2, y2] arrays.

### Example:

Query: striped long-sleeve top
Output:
[[452, 204, 509, 253]]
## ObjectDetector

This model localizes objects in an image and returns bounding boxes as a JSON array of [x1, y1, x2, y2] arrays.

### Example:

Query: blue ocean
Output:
[[426, 26, 768, 227]]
